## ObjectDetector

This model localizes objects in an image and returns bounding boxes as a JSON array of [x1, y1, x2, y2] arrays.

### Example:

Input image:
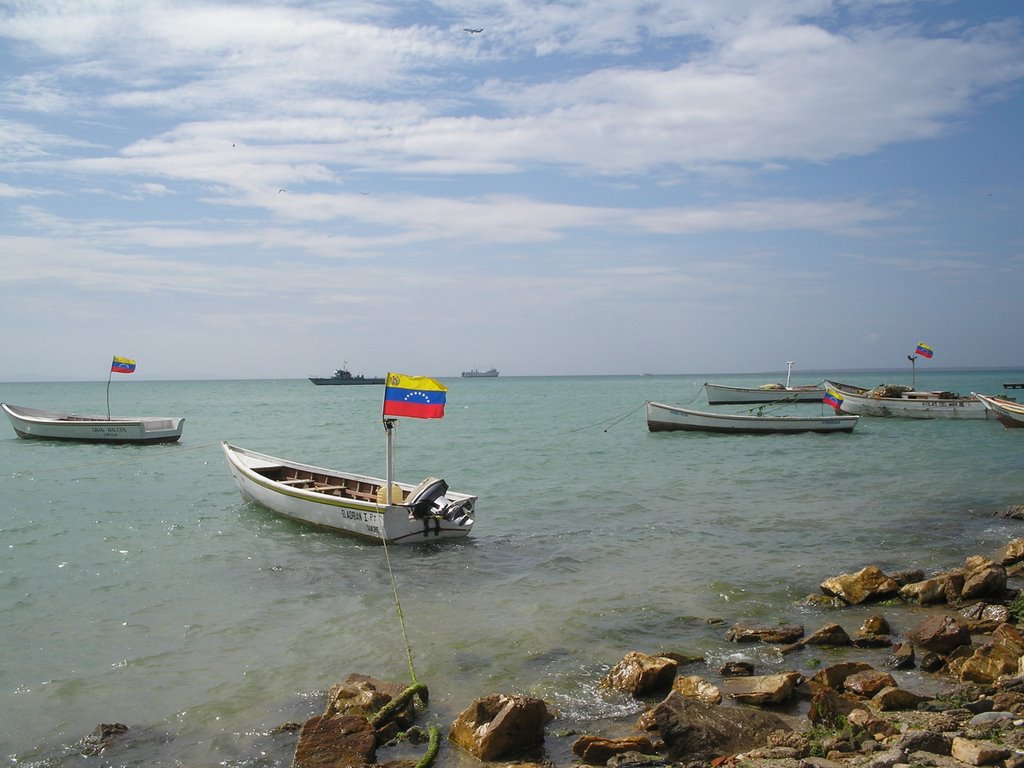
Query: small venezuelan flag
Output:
[[382, 372, 446, 419], [914, 342, 934, 359], [823, 388, 843, 409], [111, 356, 137, 374]]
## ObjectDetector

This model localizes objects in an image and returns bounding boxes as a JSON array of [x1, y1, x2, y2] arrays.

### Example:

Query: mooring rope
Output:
[[569, 400, 647, 432], [378, 534, 439, 767], [379, 535, 422, 689]]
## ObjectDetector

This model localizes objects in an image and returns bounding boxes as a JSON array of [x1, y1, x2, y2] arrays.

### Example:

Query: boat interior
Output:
[[253, 464, 387, 501]]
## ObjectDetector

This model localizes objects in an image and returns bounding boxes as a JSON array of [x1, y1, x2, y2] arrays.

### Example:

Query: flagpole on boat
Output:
[[907, 355, 917, 390], [106, 365, 113, 420], [384, 418, 396, 505]]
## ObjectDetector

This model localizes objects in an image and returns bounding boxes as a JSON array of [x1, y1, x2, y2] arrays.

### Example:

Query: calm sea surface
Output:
[[2, 370, 1023, 766]]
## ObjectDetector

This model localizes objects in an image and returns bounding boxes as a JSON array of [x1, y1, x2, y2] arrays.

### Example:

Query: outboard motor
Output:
[[406, 477, 449, 519], [442, 498, 474, 526]]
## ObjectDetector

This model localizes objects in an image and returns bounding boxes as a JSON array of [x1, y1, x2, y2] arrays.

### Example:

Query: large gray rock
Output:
[[651, 690, 791, 760]]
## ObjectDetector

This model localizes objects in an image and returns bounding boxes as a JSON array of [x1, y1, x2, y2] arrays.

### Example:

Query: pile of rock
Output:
[[572, 533, 1024, 767]]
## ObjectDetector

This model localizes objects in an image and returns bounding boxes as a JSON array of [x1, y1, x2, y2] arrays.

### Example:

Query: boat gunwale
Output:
[[2, 403, 182, 427]]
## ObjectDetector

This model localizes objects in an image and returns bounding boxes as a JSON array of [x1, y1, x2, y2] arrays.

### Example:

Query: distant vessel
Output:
[[461, 368, 499, 378], [309, 366, 384, 385]]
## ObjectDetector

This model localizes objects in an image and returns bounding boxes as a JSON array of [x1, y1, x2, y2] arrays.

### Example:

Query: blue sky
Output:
[[1, 0, 1022, 381]]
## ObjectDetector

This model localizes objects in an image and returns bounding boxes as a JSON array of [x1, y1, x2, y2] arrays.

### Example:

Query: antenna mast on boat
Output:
[[785, 361, 794, 389], [105, 368, 113, 420]]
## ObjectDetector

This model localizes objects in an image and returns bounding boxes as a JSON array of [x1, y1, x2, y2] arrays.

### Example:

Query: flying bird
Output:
[[463, 27, 483, 33]]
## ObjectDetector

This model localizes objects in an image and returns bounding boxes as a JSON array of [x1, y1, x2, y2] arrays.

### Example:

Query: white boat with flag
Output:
[[2, 403, 185, 444], [824, 381, 989, 420], [645, 401, 859, 434], [223, 372, 477, 543], [704, 362, 825, 405], [1, 355, 185, 444]]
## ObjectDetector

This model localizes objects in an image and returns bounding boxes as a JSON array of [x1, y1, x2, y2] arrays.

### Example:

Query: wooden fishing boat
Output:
[[704, 362, 824, 404], [222, 442, 476, 543], [2, 403, 184, 444], [823, 381, 990, 420], [973, 393, 1024, 428], [645, 401, 858, 434]]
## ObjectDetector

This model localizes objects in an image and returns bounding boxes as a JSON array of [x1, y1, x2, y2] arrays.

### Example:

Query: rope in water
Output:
[[378, 533, 439, 767], [568, 400, 647, 432], [380, 535, 421, 689]]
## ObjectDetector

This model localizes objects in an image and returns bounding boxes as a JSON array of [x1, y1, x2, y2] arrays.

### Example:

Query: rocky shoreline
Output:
[[60, 507, 1024, 768]]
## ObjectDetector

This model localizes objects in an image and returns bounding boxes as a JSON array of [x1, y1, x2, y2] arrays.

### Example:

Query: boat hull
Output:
[[645, 401, 858, 434], [2, 403, 184, 443], [974, 393, 1024, 428], [704, 383, 825, 405], [222, 443, 476, 544], [309, 378, 385, 385], [825, 382, 990, 420]]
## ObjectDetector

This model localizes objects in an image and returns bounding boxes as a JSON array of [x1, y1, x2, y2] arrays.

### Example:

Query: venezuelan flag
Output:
[[111, 356, 137, 374], [823, 388, 843, 409], [383, 372, 446, 419], [915, 343, 933, 359]]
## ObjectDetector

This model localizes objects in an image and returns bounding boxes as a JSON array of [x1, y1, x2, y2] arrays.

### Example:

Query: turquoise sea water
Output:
[[2, 370, 1023, 767]]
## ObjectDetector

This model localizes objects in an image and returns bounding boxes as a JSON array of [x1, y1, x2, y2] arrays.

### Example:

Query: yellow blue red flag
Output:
[[111, 356, 137, 374], [823, 387, 843, 409], [383, 372, 446, 419], [914, 342, 933, 359]]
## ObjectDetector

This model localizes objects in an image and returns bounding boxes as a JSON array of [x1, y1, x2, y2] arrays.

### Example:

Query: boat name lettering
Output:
[[92, 426, 128, 433], [341, 508, 368, 521]]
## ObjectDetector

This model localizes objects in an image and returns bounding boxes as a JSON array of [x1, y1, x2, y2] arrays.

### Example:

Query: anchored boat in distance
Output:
[[309, 364, 385, 385], [461, 368, 499, 378]]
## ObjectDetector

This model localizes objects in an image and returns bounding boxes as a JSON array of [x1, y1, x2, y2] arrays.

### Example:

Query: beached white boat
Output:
[[222, 442, 476, 543], [2, 403, 185, 444], [824, 381, 990, 420], [973, 393, 1024, 428], [704, 362, 824, 405], [645, 401, 859, 434]]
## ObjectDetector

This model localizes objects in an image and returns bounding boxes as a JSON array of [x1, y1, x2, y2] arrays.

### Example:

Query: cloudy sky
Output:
[[1, 0, 1022, 381]]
